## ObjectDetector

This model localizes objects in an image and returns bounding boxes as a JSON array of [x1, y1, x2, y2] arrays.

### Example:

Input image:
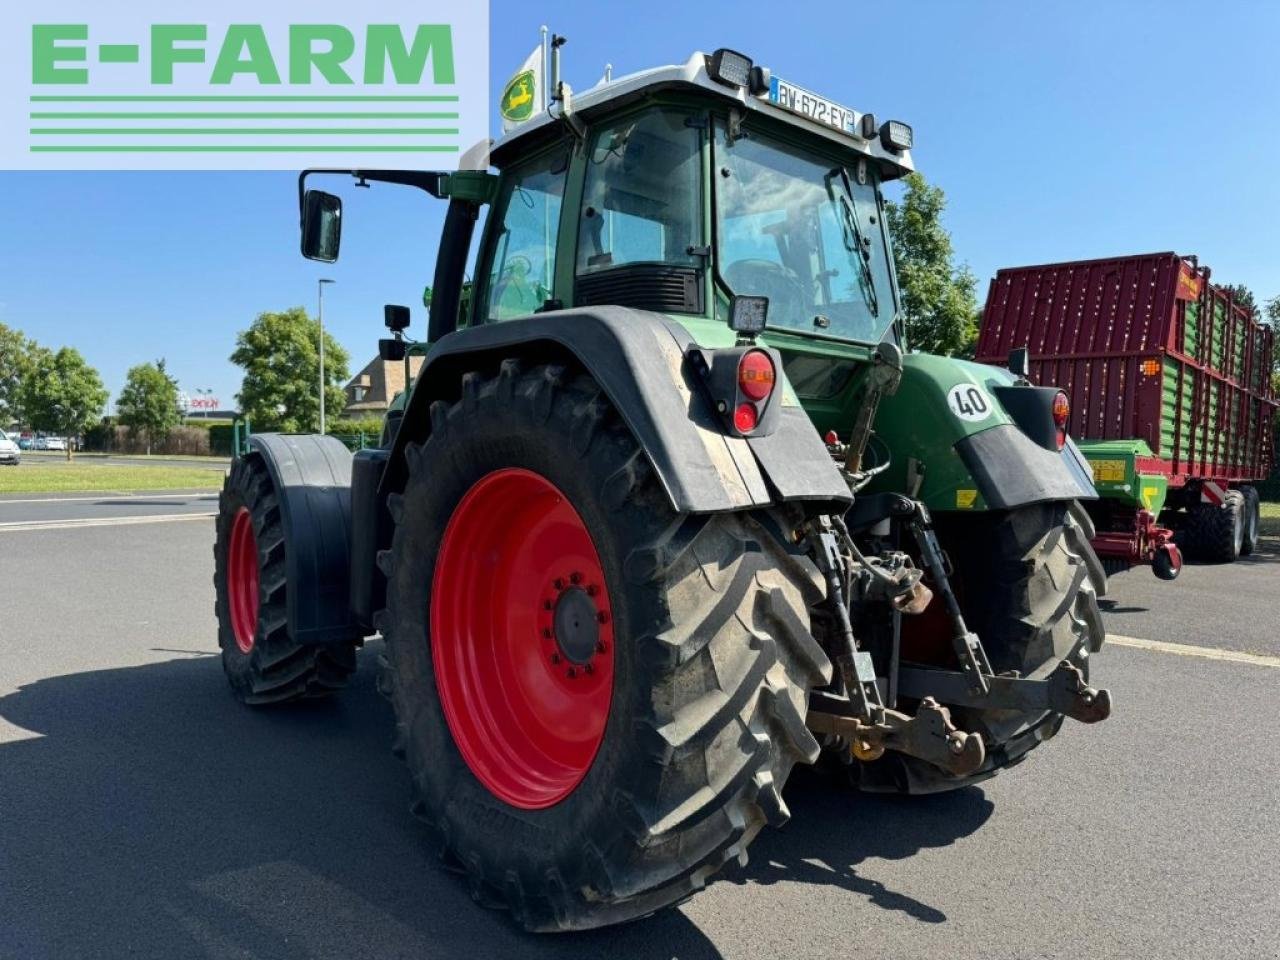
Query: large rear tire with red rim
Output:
[[214, 455, 357, 703], [378, 361, 831, 931]]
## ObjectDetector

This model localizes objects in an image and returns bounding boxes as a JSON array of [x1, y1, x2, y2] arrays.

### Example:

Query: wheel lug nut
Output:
[[586, 584, 599, 596], [597, 610, 610, 624], [542, 628, 553, 639], [570, 571, 583, 585], [566, 667, 577, 679], [543, 599, 554, 610], [550, 653, 561, 664], [595, 640, 607, 654], [553, 578, 566, 591], [584, 663, 594, 675]]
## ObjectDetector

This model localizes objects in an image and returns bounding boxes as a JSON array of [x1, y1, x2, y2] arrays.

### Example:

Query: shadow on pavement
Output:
[[728, 768, 993, 924], [0, 645, 991, 958]]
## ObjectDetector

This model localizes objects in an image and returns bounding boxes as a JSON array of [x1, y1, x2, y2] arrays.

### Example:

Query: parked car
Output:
[[0, 429, 19, 465], [17, 437, 33, 450], [41, 437, 66, 452]]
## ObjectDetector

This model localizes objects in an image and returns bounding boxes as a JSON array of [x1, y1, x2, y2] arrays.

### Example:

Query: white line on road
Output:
[[1108, 634, 1280, 669], [0, 492, 217, 505], [0, 512, 216, 532]]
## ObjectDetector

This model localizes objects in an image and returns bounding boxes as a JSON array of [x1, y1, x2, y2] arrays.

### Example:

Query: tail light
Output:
[[1052, 390, 1070, 449], [738, 350, 775, 401], [687, 346, 782, 438]]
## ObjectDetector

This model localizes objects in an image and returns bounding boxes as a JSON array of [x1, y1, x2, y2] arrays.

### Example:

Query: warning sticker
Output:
[[1090, 459, 1127, 483], [955, 489, 978, 509]]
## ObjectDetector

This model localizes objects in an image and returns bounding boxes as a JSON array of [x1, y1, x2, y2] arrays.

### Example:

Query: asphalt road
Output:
[[0, 491, 218, 528], [0, 503, 1276, 960]]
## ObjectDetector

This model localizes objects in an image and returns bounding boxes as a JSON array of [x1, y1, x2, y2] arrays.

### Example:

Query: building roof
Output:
[[343, 354, 424, 416]]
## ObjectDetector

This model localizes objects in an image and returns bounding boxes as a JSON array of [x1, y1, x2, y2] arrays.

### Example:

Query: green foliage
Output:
[[230, 306, 350, 432], [0, 322, 35, 424], [17, 346, 108, 457], [1222, 283, 1258, 317], [884, 173, 979, 356], [326, 417, 385, 437], [116, 359, 182, 454], [208, 423, 237, 456]]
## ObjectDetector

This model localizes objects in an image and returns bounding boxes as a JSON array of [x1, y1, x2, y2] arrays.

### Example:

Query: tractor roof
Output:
[[490, 51, 914, 180]]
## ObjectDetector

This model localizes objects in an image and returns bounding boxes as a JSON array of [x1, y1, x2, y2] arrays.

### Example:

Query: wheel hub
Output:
[[552, 585, 601, 665]]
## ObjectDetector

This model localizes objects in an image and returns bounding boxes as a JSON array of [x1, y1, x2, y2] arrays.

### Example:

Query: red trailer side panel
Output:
[[977, 252, 1276, 483]]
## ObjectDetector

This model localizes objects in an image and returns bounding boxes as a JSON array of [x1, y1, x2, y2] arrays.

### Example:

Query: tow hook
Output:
[[807, 696, 986, 777]]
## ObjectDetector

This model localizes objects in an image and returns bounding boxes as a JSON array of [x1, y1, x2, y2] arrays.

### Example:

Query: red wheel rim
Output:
[[431, 468, 615, 809], [227, 506, 260, 654]]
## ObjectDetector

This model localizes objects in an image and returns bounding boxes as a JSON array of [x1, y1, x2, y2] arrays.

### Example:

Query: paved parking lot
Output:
[[0, 500, 1276, 960]]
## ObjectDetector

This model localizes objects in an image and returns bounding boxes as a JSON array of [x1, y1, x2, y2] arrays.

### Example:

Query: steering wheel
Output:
[[723, 259, 809, 323]]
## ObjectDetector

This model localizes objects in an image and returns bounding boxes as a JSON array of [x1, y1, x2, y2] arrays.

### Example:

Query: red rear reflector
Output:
[[734, 402, 759, 433], [738, 350, 775, 401], [824, 430, 839, 445]]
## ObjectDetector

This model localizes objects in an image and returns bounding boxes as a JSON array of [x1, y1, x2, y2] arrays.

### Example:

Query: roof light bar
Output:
[[707, 48, 753, 88], [879, 120, 913, 153]]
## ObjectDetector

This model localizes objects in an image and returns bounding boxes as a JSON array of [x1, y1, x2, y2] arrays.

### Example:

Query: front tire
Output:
[[214, 456, 357, 703], [379, 362, 831, 931]]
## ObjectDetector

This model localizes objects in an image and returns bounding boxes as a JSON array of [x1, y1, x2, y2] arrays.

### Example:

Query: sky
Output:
[[1, 0, 1278, 410]]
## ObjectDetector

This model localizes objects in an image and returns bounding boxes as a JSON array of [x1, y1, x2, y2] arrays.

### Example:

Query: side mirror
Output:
[[1008, 347, 1031, 380], [301, 190, 342, 262]]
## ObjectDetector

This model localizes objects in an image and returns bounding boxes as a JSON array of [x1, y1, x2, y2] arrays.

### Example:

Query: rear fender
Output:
[[380, 307, 852, 513], [868, 354, 1096, 513], [246, 433, 356, 645]]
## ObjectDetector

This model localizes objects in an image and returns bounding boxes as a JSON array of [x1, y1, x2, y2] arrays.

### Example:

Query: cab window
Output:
[[483, 149, 567, 320], [576, 110, 702, 276]]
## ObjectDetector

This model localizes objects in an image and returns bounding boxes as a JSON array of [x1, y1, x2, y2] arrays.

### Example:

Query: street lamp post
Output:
[[318, 278, 335, 434]]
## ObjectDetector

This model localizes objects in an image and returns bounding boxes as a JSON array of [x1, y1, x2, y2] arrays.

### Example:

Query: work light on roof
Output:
[[707, 48, 771, 96], [879, 120, 913, 153]]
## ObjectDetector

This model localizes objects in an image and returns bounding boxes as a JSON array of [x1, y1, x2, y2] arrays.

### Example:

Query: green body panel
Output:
[[1075, 438, 1169, 515]]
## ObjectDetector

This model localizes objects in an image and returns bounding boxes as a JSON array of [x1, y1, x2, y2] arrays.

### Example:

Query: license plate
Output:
[[768, 76, 856, 135]]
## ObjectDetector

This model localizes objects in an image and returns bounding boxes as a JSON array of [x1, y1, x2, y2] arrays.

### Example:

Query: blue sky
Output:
[[1, 0, 1277, 409]]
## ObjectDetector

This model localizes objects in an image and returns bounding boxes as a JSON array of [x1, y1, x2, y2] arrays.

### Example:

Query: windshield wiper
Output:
[[826, 167, 879, 317]]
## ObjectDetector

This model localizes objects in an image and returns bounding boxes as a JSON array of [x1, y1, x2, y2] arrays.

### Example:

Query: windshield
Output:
[[714, 123, 897, 343]]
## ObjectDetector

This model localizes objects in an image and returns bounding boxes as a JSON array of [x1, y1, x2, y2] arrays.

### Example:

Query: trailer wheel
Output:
[[378, 362, 831, 931], [214, 456, 357, 703], [1183, 490, 1245, 563], [849, 501, 1105, 794], [1239, 486, 1261, 557]]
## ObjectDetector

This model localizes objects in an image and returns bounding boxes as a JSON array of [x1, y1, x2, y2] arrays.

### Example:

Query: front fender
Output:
[[382, 308, 851, 513], [868, 354, 1096, 512]]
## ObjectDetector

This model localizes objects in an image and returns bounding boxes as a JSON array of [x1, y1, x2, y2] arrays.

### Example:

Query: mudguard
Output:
[[868, 354, 1097, 513], [246, 433, 356, 645], [381, 307, 851, 513]]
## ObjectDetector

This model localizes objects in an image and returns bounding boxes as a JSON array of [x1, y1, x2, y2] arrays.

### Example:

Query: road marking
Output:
[[0, 512, 216, 532], [0, 492, 217, 505], [1108, 634, 1280, 669]]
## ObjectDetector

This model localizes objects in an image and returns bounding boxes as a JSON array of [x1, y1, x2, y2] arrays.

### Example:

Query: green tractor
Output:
[[214, 49, 1110, 931]]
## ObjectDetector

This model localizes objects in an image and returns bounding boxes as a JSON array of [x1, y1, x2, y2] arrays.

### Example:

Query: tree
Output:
[[1266, 296, 1280, 396], [884, 173, 979, 356], [231, 307, 350, 432], [18, 346, 108, 460], [1223, 283, 1258, 318], [117, 359, 182, 455], [0, 322, 34, 425]]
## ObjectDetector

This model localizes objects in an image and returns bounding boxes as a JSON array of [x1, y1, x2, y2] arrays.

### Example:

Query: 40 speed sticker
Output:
[[946, 383, 993, 422]]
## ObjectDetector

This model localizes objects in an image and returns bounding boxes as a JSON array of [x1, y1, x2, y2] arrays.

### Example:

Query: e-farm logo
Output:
[[0, 1, 489, 170]]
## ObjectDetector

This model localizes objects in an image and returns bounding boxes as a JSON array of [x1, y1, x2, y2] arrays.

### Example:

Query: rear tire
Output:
[[214, 456, 357, 703], [1183, 490, 1245, 563], [1239, 486, 1260, 556], [849, 501, 1105, 794], [379, 361, 831, 931]]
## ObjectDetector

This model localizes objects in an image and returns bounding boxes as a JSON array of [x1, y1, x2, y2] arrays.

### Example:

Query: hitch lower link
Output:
[[802, 506, 1112, 779], [802, 518, 987, 777]]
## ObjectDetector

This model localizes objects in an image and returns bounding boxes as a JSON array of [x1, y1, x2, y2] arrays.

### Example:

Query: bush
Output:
[[82, 423, 213, 456], [208, 424, 238, 456]]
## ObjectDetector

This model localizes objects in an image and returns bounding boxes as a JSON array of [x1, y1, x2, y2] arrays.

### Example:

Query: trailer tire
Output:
[[1184, 490, 1245, 563], [848, 501, 1104, 794], [214, 456, 357, 704], [1239, 486, 1260, 557], [378, 362, 831, 931]]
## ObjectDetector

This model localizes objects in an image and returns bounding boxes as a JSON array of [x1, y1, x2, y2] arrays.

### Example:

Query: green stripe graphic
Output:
[[30, 145, 461, 153], [31, 128, 460, 136], [30, 95, 460, 103]]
